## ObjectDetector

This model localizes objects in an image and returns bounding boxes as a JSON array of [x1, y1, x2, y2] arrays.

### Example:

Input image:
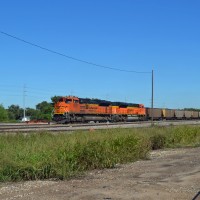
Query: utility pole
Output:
[[151, 69, 154, 126], [23, 84, 26, 121]]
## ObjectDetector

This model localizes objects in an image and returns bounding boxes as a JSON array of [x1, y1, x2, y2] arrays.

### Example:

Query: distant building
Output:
[[21, 116, 30, 122]]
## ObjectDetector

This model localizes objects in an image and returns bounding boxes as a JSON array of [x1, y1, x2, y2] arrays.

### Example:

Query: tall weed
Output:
[[0, 125, 200, 182]]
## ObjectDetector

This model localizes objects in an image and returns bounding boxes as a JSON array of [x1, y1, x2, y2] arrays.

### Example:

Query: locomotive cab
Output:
[[53, 96, 81, 122], [65, 96, 79, 104], [63, 96, 80, 113], [54, 97, 70, 114]]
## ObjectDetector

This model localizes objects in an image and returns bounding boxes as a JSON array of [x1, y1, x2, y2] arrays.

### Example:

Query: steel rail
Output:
[[0, 120, 200, 133]]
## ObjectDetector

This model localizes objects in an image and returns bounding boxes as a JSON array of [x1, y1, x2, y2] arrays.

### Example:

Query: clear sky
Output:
[[0, 0, 200, 109]]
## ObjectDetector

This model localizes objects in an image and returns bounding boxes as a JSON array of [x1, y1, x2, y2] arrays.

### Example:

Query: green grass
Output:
[[0, 125, 200, 182]]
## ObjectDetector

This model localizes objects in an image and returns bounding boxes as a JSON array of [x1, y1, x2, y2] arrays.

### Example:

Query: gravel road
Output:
[[0, 147, 200, 200]]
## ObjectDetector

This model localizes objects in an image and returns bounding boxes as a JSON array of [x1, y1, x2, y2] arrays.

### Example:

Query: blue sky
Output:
[[0, 0, 200, 109]]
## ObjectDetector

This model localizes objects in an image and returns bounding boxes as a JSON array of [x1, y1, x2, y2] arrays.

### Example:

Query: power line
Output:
[[26, 86, 70, 94], [0, 84, 22, 88], [0, 94, 22, 97], [0, 30, 151, 74]]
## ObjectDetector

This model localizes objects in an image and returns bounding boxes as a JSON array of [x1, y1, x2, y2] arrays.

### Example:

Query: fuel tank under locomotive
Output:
[[53, 113, 143, 123], [53, 114, 108, 123]]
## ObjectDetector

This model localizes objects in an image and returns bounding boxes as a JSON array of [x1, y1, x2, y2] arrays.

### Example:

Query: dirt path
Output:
[[0, 147, 200, 200]]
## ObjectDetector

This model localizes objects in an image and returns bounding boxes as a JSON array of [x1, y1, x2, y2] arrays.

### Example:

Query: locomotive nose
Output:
[[55, 102, 69, 114]]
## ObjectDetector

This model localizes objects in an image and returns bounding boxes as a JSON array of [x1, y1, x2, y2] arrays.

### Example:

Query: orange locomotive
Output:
[[52, 96, 146, 123]]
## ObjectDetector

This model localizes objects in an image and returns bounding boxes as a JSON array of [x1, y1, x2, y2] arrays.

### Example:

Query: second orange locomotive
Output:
[[53, 96, 145, 123]]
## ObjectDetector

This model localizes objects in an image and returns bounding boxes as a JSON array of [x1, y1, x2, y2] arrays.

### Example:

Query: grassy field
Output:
[[0, 125, 200, 182]]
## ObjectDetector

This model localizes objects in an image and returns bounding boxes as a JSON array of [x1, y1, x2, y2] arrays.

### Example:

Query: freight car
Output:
[[145, 109, 200, 120], [146, 108, 162, 120], [52, 96, 146, 123]]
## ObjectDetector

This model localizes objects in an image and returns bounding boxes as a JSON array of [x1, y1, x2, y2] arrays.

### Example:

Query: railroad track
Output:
[[0, 120, 200, 133], [0, 121, 146, 133]]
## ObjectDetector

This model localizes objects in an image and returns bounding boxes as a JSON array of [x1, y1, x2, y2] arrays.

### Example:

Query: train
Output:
[[52, 96, 200, 123]]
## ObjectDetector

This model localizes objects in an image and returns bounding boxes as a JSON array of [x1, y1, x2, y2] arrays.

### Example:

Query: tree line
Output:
[[0, 96, 61, 122], [0, 95, 200, 122]]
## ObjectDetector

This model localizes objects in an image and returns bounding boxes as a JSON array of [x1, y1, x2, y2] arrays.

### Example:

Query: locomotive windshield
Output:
[[65, 99, 72, 104], [59, 98, 64, 102]]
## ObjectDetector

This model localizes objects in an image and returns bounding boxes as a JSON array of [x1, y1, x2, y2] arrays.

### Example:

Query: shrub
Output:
[[150, 134, 166, 150]]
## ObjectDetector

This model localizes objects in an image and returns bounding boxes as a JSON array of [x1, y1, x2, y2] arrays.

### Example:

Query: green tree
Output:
[[36, 101, 53, 120], [36, 101, 53, 114], [184, 108, 200, 111], [26, 108, 40, 120], [7, 105, 23, 120], [51, 96, 62, 104], [0, 104, 8, 121]]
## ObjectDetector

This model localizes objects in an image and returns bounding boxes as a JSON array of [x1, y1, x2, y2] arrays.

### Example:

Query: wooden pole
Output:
[[151, 69, 154, 126]]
